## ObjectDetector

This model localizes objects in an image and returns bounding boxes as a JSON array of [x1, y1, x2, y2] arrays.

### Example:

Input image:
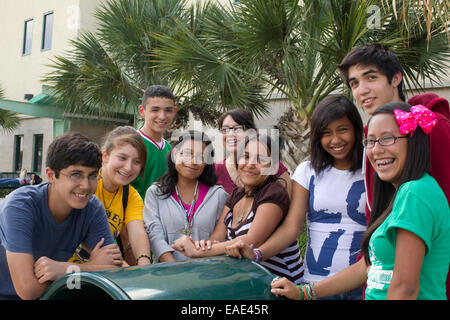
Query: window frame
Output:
[[33, 134, 44, 174], [14, 135, 24, 172], [41, 11, 54, 51], [22, 18, 34, 56]]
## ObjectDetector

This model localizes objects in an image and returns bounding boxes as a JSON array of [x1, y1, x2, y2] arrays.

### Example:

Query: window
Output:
[[14, 135, 24, 172], [42, 12, 54, 51], [22, 19, 33, 55], [33, 134, 43, 173]]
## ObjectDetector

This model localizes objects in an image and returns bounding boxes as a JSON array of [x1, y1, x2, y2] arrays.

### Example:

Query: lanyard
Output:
[[175, 181, 198, 236]]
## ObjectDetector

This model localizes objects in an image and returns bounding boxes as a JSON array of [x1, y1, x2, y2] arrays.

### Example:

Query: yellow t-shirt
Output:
[[69, 178, 144, 263]]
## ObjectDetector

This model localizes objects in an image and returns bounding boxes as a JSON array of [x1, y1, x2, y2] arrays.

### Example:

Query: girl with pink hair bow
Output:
[[270, 102, 450, 300]]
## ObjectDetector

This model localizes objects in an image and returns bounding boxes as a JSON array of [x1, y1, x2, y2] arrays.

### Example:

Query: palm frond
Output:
[[0, 84, 21, 132], [0, 110, 21, 133]]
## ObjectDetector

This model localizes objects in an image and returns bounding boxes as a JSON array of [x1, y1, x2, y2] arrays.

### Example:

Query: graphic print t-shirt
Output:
[[366, 174, 450, 300], [292, 161, 366, 283]]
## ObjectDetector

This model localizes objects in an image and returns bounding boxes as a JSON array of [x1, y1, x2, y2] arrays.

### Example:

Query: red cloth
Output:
[[363, 93, 450, 299], [408, 93, 450, 300]]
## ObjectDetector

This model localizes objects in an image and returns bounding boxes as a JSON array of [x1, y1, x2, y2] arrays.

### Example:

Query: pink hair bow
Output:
[[393, 105, 437, 135]]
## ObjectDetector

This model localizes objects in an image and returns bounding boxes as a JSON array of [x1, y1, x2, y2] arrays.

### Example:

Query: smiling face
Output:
[[366, 113, 408, 187], [237, 140, 275, 190], [320, 116, 355, 170], [102, 143, 143, 188], [221, 115, 248, 155], [47, 164, 99, 214], [139, 97, 177, 141], [174, 139, 207, 181], [348, 64, 402, 115]]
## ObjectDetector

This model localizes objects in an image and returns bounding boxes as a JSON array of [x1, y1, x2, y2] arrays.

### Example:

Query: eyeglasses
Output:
[[59, 171, 99, 183], [179, 152, 204, 163], [220, 125, 245, 134], [363, 135, 408, 149]]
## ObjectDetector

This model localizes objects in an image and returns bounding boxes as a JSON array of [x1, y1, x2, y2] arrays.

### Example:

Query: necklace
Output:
[[236, 212, 246, 224], [101, 182, 119, 211], [175, 181, 199, 236], [235, 195, 253, 225]]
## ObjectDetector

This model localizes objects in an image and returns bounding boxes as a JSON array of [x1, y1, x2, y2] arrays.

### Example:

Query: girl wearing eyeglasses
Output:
[[69, 126, 151, 266], [143, 131, 228, 262], [172, 134, 304, 284], [216, 109, 292, 197], [270, 102, 450, 300]]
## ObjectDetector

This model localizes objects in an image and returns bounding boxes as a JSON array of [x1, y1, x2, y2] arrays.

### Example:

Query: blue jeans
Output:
[[317, 286, 363, 300]]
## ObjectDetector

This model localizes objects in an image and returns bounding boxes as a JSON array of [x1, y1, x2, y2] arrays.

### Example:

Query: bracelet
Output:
[[309, 282, 317, 300], [252, 248, 263, 263], [295, 283, 317, 300], [136, 254, 151, 264]]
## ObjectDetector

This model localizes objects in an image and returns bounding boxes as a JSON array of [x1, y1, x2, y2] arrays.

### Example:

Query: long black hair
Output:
[[155, 130, 217, 198], [361, 102, 430, 265], [310, 94, 364, 174]]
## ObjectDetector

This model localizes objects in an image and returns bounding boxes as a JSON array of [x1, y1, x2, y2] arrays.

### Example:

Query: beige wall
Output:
[[69, 120, 117, 147], [0, 0, 108, 179], [0, 0, 105, 101]]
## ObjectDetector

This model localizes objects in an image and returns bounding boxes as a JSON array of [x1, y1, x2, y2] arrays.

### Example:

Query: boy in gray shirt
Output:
[[0, 132, 123, 300]]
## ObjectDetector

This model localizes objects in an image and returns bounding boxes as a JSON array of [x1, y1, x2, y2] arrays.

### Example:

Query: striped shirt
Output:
[[224, 182, 304, 284]]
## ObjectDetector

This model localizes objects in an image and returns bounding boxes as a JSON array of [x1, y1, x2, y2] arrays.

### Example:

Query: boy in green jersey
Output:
[[131, 85, 177, 200]]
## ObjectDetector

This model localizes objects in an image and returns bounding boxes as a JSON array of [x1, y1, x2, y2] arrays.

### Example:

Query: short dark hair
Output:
[[361, 102, 430, 265], [142, 85, 175, 108], [156, 130, 217, 198], [338, 43, 405, 101], [218, 108, 257, 131], [46, 132, 102, 177], [310, 94, 364, 174]]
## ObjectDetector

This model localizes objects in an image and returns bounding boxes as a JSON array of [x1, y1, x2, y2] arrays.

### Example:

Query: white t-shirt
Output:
[[292, 161, 367, 283]]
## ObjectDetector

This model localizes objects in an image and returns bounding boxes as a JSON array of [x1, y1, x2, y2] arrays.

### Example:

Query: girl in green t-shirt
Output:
[[270, 102, 450, 300]]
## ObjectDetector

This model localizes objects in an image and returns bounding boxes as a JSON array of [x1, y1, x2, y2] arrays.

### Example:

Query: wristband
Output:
[[295, 283, 316, 300], [136, 254, 151, 264], [252, 248, 263, 263]]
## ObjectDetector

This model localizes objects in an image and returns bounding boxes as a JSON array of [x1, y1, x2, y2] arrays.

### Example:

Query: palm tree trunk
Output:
[[278, 105, 311, 173]]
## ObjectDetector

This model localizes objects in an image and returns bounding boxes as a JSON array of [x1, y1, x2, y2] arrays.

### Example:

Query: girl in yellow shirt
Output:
[[70, 126, 151, 266]]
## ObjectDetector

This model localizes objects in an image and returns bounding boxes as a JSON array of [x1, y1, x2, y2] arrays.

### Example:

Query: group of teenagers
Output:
[[0, 43, 449, 301]]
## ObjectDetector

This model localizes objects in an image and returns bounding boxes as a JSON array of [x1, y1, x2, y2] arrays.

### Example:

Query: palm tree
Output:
[[43, 0, 449, 169], [154, 0, 450, 170], [43, 0, 269, 132], [381, 0, 450, 44], [0, 84, 21, 132]]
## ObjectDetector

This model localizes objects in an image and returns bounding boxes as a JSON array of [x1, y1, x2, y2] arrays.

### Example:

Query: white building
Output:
[[0, 0, 129, 177]]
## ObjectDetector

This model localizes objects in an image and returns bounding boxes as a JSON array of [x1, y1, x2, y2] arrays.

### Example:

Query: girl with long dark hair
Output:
[[227, 94, 367, 300], [271, 102, 450, 300], [173, 134, 304, 284], [143, 130, 228, 262]]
